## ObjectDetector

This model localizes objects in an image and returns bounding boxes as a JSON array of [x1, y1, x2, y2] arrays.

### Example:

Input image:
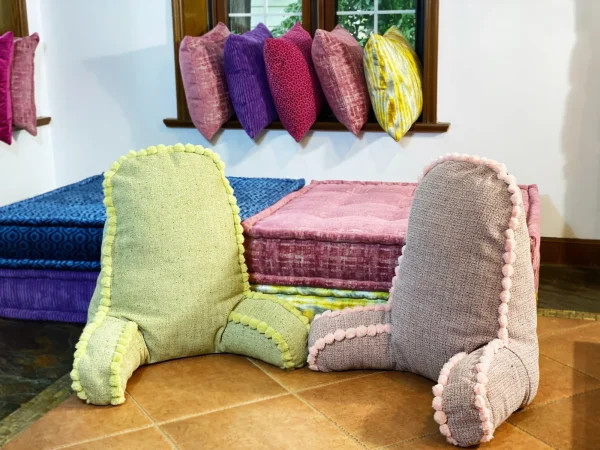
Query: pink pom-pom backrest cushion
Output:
[[311, 25, 370, 135], [264, 23, 324, 142], [0, 31, 15, 145], [179, 22, 233, 141], [11, 33, 39, 136], [390, 160, 539, 384]]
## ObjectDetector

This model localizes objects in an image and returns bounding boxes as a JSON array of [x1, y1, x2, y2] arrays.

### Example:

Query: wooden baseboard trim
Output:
[[541, 237, 600, 266]]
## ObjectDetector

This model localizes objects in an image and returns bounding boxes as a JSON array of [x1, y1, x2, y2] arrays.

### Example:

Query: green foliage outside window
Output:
[[270, 0, 416, 46]]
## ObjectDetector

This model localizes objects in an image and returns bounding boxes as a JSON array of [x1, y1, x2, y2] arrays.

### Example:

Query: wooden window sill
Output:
[[14, 117, 52, 131], [163, 118, 450, 134]]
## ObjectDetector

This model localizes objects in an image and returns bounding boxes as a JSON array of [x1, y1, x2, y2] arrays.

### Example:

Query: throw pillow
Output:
[[312, 25, 370, 135], [264, 22, 324, 142], [364, 26, 422, 141], [0, 31, 14, 145], [224, 23, 277, 139], [179, 23, 233, 141], [11, 33, 39, 136]]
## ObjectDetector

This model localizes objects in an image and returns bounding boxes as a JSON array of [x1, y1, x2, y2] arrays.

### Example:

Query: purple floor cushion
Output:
[[224, 23, 277, 139], [243, 180, 541, 292]]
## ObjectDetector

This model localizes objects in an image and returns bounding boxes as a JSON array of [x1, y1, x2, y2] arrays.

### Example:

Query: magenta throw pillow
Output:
[[0, 31, 15, 145], [264, 23, 324, 142], [179, 22, 233, 141], [312, 25, 370, 135], [11, 33, 39, 136]]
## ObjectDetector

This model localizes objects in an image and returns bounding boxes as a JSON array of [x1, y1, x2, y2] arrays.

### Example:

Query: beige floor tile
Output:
[[252, 359, 379, 391], [66, 427, 173, 450], [390, 423, 551, 449], [127, 354, 285, 423], [531, 355, 600, 406], [536, 316, 593, 337], [539, 321, 600, 379], [299, 372, 437, 449], [4, 394, 151, 450], [508, 389, 600, 449], [161, 395, 362, 450]]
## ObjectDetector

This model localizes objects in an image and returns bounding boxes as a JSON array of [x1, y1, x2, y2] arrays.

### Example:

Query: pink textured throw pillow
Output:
[[179, 22, 233, 141], [0, 31, 14, 145], [312, 26, 370, 135], [264, 23, 324, 142], [11, 33, 39, 136]]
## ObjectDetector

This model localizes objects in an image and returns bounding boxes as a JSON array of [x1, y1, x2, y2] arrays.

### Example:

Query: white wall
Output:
[[0, 0, 55, 206], [37, 0, 600, 239]]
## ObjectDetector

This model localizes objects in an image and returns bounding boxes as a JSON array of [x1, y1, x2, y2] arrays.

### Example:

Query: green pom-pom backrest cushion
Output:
[[71, 144, 309, 405]]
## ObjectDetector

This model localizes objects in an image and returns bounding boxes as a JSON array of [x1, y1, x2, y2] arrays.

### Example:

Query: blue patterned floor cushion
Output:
[[0, 175, 305, 270]]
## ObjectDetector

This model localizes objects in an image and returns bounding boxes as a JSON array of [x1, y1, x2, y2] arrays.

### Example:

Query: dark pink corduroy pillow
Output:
[[179, 22, 233, 141], [312, 26, 370, 135], [0, 31, 15, 145], [11, 33, 39, 136], [264, 23, 324, 142]]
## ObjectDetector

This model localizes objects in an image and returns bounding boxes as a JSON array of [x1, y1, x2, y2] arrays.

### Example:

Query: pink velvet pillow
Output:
[[11, 33, 39, 136], [0, 31, 14, 145], [264, 23, 324, 142], [179, 22, 233, 141], [312, 26, 370, 135]]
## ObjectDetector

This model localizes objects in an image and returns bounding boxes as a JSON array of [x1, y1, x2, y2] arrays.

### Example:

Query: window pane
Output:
[[337, 0, 374, 13], [269, 16, 301, 37], [337, 14, 374, 47], [229, 0, 264, 15], [268, 0, 301, 15], [377, 13, 416, 46], [379, 0, 416, 11]]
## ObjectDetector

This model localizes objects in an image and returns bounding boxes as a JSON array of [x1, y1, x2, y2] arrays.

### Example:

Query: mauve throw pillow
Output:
[[179, 23, 233, 141], [312, 25, 370, 135], [11, 33, 39, 136], [264, 23, 324, 142], [0, 31, 14, 145], [224, 23, 277, 139]]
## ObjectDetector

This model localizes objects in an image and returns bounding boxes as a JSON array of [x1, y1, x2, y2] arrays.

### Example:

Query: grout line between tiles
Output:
[[373, 431, 439, 449], [538, 352, 600, 381], [247, 358, 368, 449], [505, 422, 559, 449], [127, 393, 180, 449], [537, 320, 598, 338], [292, 371, 385, 394], [513, 386, 600, 414], [52, 424, 155, 449], [156, 393, 290, 425]]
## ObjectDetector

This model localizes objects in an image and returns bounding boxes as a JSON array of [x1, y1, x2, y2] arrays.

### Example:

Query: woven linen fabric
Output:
[[244, 180, 541, 291], [179, 22, 233, 140], [224, 23, 277, 138], [73, 145, 309, 406], [307, 158, 539, 447], [264, 23, 324, 142], [11, 33, 39, 136], [312, 25, 370, 135], [364, 26, 422, 141], [0, 32, 14, 145], [0, 174, 305, 270]]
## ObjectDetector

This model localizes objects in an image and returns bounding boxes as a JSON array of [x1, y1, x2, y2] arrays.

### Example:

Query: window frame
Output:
[[0, 0, 51, 130], [164, 0, 448, 133]]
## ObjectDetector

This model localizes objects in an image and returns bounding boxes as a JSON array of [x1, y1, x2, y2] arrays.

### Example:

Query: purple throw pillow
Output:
[[12, 33, 39, 136], [0, 31, 15, 145], [224, 23, 277, 139]]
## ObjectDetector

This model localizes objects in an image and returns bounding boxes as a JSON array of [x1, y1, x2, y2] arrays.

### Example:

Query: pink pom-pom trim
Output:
[[419, 154, 523, 445], [307, 322, 392, 371], [311, 303, 392, 325], [431, 352, 466, 445]]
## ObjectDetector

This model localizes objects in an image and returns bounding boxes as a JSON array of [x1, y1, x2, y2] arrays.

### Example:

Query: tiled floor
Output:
[[4, 316, 600, 449]]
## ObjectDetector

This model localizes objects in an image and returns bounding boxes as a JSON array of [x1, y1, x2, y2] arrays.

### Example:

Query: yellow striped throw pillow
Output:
[[364, 26, 423, 141]]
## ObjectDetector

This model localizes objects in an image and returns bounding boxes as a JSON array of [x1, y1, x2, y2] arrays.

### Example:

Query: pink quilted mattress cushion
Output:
[[243, 180, 541, 291]]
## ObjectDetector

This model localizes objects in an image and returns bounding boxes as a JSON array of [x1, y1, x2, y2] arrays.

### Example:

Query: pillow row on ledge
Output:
[[0, 32, 40, 145], [179, 22, 422, 143]]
